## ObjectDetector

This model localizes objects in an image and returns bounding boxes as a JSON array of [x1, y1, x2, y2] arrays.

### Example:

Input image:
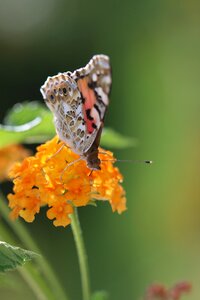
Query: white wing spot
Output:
[[92, 73, 97, 82], [95, 87, 109, 105]]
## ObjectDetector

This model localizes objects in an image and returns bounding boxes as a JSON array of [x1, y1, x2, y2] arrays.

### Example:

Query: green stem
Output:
[[70, 207, 91, 300], [18, 265, 50, 300], [0, 193, 69, 300]]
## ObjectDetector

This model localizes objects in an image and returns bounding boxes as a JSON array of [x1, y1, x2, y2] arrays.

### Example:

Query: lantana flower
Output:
[[0, 144, 31, 182], [144, 282, 192, 300], [8, 136, 126, 227]]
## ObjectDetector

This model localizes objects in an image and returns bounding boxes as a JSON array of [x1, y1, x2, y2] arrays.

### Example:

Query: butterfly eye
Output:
[[63, 88, 67, 94]]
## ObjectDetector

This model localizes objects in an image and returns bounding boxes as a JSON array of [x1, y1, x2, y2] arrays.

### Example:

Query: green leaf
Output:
[[0, 241, 39, 273], [101, 127, 137, 149], [0, 101, 136, 149], [4, 101, 48, 126], [91, 291, 109, 300], [0, 101, 55, 147]]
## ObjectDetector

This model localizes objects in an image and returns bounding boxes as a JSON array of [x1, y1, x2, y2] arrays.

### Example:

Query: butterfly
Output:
[[40, 54, 112, 170]]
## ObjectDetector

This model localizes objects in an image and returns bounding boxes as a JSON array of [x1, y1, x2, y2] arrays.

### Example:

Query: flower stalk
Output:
[[70, 208, 91, 300]]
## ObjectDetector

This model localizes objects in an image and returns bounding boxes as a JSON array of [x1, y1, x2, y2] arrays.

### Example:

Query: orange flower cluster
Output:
[[0, 144, 31, 182], [8, 136, 126, 227]]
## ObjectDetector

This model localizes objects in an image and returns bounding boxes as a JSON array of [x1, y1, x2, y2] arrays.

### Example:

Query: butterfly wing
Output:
[[40, 55, 111, 156], [40, 73, 88, 154], [71, 54, 112, 153]]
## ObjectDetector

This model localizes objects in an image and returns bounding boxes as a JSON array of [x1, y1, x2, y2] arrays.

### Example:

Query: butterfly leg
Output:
[[88, 170, 94, 177], [98, 151, 116, 163], [46, 143, 66, 162], [60, 157, 82, 183], [98, 151, 107, 155], [98, 151, 113, 157]]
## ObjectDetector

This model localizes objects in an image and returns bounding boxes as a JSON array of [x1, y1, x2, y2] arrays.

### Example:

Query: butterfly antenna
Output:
[[98, 152, 153, 164], [101, 159, 153, 164], [117, 159, 153, 164]]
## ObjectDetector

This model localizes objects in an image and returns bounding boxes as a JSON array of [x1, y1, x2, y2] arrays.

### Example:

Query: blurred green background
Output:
[[0, 0, 200, 299]]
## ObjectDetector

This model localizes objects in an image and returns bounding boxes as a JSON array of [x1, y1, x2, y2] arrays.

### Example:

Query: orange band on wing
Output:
[[77, 78, 97, 134]]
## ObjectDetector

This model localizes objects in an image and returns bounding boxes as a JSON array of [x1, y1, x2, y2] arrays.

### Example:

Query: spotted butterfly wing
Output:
[[40, 54, 111, 170]]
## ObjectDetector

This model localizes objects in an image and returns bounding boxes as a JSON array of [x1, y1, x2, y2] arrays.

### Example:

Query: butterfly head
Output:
[[86, 157, 101, 170], [83, 150, 101, 171]]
